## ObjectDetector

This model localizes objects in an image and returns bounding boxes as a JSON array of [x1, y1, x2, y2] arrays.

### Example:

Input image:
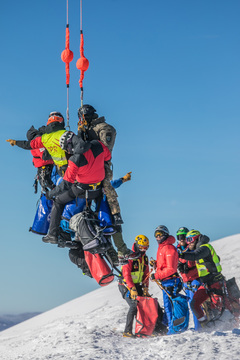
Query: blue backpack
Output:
[[168, 294, 189, 334]]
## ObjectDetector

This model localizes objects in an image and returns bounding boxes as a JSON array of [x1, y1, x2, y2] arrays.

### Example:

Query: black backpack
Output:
[[70, 209, 112, 254]]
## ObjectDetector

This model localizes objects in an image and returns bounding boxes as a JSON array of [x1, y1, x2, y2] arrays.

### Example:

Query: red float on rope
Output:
[[76, 31, 89, 89], [61, 26, 74, 86]]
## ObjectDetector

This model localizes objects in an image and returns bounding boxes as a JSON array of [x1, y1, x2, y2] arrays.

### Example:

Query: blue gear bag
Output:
[[29, 194, 53, 235]]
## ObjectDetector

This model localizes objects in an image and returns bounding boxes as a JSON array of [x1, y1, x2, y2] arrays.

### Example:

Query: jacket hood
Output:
[[90, 116, 106, 127], [26, 126, 39, 141], [196, 234, 210, 248], [158, 235, 176, 247], [45, 122, 65, 134]]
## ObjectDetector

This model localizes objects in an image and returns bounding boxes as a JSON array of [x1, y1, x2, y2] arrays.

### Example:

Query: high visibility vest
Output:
[[196, 244, 222, 278], [41, 130, 67, 167], [122, 255, 147, 285]]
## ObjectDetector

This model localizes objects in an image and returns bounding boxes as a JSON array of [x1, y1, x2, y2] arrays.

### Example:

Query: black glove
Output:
[[45, 190, 53, 200], [150, 273, 156, 280], [177, 262, 185, 273]]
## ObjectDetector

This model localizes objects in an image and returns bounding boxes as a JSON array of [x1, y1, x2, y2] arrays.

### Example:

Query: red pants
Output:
[[190, 282, 223, 319]]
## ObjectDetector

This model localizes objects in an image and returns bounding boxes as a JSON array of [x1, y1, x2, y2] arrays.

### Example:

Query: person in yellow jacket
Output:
[[179, 230, 224, 325], [7, 112, 67, 176]]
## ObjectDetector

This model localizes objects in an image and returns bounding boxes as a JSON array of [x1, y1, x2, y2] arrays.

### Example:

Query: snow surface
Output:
[[0, 235, 240, 360]]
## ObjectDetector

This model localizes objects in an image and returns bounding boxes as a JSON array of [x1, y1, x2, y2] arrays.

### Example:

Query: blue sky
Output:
[[1, 0, 239, 314]]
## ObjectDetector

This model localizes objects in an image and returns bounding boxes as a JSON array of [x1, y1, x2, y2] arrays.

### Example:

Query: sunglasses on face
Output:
[[177, 234, 186, 241], [155, 231, 164, 238]]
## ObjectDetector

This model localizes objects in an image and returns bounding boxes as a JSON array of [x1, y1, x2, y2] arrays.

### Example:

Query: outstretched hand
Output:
[[122, 171, 132, 183], [6, 139, 16, 146]]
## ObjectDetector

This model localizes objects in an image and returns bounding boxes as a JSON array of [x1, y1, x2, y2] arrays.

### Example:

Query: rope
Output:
[[76, 0, 89, 108], [61, 0, 74, 130]]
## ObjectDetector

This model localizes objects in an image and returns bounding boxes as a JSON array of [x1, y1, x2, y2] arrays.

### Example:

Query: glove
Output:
[[143, 287, 151, 297], [150, 273, 156, 281], [122, 171, 132, 183], [45, 190, 53, 200], [177, 262, 185, 273], [130, 286, 138, 300], [6, 139, 16, 146], [149, 258, 156, 268]]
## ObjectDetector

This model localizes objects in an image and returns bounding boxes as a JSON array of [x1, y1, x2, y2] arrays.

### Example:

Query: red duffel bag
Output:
[[135, 296, 159, 336], [84, 251, 114, 286]]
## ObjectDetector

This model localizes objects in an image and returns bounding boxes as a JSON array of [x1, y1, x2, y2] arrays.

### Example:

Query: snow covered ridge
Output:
[[0, 235, 239, 360], [0, 313, 41, 332]]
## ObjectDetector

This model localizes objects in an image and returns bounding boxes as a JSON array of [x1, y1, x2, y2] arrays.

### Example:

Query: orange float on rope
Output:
[[76, 31, 89, 88], [61, 26, 74, 86]]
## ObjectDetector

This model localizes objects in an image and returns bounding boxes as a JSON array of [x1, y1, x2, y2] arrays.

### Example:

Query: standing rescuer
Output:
[[118, 235, 150, 337], [179, 230, 224, 326]]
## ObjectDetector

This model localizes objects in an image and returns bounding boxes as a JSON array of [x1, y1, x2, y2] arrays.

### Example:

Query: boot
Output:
[[42, 233, 58, 244], [113, 213, 124, 225]]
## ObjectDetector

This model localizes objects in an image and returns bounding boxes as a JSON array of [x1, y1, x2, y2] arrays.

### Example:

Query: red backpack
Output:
[[135, 296, 159, 336]]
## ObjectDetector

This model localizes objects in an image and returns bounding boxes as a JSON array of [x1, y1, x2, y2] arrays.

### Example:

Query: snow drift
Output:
[[0, 235, 239, 360]]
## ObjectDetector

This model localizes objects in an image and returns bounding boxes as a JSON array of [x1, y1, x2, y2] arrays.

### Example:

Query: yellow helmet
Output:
[[186, 230, 201, 244], [135, 235, 149, 251]]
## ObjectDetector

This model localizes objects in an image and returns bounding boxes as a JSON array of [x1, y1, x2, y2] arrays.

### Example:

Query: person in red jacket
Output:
[[6, 125, 55, 192], [118, 235, 150, 337], [176, 227, 201, 331], [150, 225, 182, 333], [42, 132, 111, 244]]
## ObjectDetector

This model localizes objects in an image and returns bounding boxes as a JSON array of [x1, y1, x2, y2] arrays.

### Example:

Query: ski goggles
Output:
[[186, 235, 200, 244], [154, 231, 165, 238], [177, 234, 186, 241]]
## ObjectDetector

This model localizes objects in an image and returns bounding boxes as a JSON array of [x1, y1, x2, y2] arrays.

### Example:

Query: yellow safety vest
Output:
[[196, 244, 222, 278], [122, 256, 147, 285], [42, 130, 67, 167]]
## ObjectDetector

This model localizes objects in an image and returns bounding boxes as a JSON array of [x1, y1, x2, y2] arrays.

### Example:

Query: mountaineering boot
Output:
[[118, 248, 141, 265], [42, 233, 58, 244], [107, 246, 119, 267], [113, 213, 124, 225], [122, 332, 135, 338]]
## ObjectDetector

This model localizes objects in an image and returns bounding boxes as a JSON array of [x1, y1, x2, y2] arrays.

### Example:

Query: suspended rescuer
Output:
[[6, 125, 55, 192], [29, 112, 68, 176], [179, 230, 224, 327], [42, 131, 110, 244], [77, 105, 133, 262], [150, 225, 182, 334], [176, 226, 201, 331]]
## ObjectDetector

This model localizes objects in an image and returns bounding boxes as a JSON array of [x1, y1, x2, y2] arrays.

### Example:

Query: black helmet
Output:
[[154, 225, 169, 244], [78, 105, 98, 123]]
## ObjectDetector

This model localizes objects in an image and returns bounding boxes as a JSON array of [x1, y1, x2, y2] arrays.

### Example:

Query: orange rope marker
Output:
[[61, 0, 74, 128], [76, 0, 89, 107]]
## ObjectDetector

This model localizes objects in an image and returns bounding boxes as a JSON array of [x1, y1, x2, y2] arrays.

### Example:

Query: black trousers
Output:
[[118, 284, 143, 333], [48, 184, 102, 236]]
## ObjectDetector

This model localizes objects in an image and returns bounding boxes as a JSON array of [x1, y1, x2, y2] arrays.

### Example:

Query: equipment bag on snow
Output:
[[29, 194, 53, 235], [84, 251, 114, 286], [168, 294, 189, 335], [135, 296, 159, 336], [69, 210, 111, 254]]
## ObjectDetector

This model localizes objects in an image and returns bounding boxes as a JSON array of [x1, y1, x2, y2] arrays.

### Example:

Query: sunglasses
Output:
[[155, 231, 164, 238], [177, 234, 186, 241]]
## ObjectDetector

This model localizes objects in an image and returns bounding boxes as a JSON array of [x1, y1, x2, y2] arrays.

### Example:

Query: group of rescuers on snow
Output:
[[7, 106, 225, 337]]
